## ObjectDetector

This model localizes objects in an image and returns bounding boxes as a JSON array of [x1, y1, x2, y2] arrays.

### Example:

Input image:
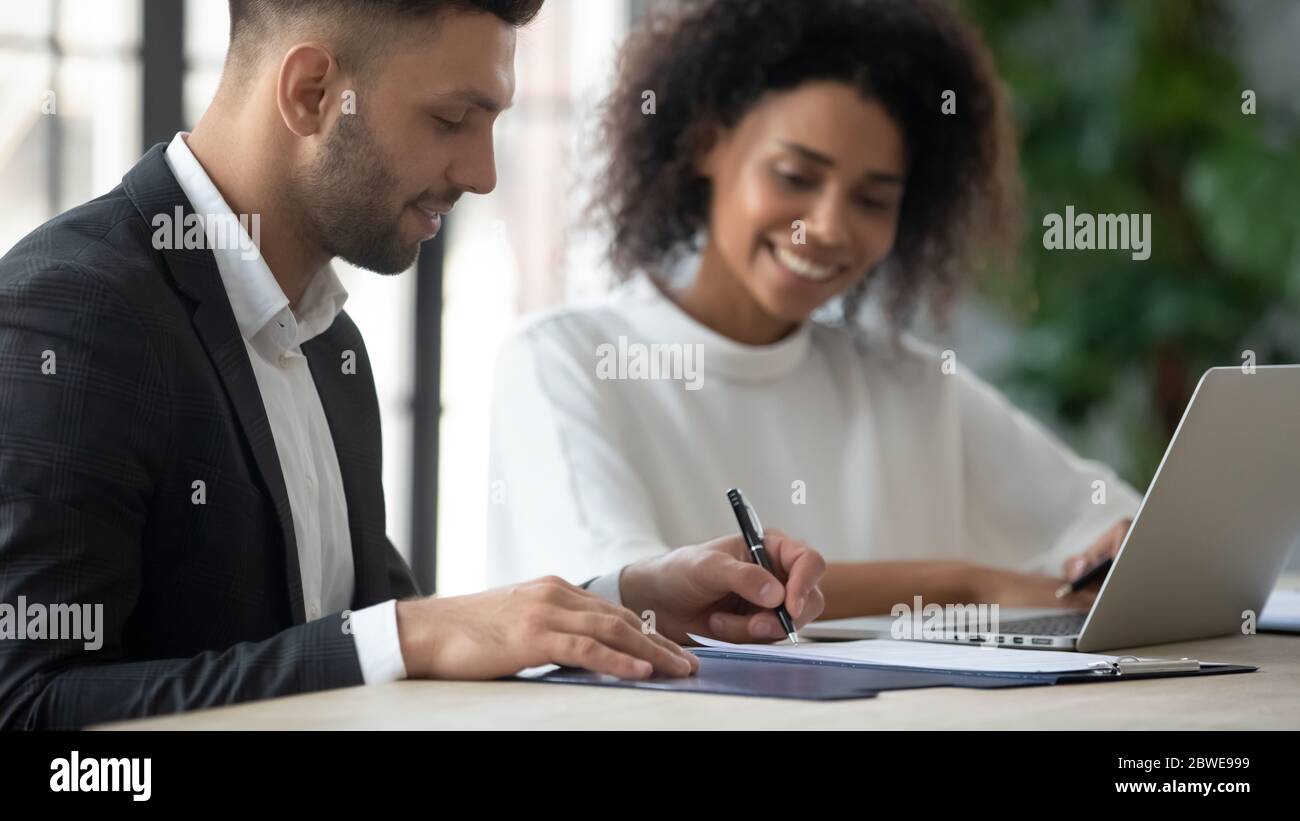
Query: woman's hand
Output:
[[970, 566, 1096, 609], [968, 518, 1133, 609], [1061, 518, 1133, 583]]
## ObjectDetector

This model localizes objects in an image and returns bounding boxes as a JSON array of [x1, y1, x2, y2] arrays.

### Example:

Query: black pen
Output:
[[725, 487, 799, 644], [1055, 557, 1113, 598]]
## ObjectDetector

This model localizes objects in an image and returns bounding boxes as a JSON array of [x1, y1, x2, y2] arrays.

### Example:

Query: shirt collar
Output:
[[616, 276, 813, 383], [162, 132, 347, 354]]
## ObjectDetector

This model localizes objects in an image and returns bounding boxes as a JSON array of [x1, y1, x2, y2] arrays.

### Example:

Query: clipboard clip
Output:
[[1087, 656, 1201, 675]]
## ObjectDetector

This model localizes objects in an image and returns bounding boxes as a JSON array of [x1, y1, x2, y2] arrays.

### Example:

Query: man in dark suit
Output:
[[0, 0, 826, 729]]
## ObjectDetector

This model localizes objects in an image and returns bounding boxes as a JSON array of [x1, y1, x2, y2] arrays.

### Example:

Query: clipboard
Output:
[[522, 649, 1256, 701], [690, 646, 1257, 685]]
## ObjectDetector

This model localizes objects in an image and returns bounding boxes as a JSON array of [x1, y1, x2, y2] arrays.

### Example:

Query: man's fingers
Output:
[[640, 625, 700, 673], [697, 533, 755, 562], [761, 530, 826, 619], [728, 587, 823, 635], [689, 531, 827, 626], [705, 611, 769, 643], [546, 633, 655, 680], [792, 586, 825, 629], [707, 611, 791, 643], [549, 610, 695, 676], [698, 552, 785, 608], [541, 581, 698, 672]]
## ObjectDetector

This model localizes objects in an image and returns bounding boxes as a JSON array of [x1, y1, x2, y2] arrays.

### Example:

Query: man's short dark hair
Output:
[[225, 0, 544, 81]]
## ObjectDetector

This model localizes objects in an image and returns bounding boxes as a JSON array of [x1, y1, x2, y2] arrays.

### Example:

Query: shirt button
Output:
[[308, 603, 320, 619], [278, 352, 291, 366]]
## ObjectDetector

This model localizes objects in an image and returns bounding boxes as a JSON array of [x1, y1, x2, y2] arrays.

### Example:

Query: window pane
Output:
[[58, 0, 140, 53], [0, 1, 53, 39], [55, 54, 141, 207], [0, 50, 55, 254], [183, 0, 227, 146], [184, 65, 221, 128], [184, 0, 228, 66]]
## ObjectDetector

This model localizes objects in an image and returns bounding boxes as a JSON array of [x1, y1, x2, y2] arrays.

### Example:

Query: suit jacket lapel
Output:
[[122, 144, 308, 625]]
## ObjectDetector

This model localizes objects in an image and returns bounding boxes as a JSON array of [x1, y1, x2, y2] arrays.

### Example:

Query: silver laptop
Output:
[[805, 365, 1300, 652]]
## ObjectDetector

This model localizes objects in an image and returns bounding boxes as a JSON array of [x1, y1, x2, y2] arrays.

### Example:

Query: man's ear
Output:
[[276, 43, 338, 138]]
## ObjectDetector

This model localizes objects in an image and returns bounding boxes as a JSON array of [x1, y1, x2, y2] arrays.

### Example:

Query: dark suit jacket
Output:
[[0, 144, 421, 730]]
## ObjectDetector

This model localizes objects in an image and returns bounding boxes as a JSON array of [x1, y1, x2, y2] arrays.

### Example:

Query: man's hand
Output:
[[395, 576, 699, 681], [619, 530, 827, 644]]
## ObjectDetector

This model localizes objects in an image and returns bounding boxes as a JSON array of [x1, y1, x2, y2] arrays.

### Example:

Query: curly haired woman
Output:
[[486, 0, 1139, 641]]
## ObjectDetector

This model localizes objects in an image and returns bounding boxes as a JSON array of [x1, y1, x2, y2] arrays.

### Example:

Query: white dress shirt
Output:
[[165, 132, 405, 684], [487, 277, 1142, 593]]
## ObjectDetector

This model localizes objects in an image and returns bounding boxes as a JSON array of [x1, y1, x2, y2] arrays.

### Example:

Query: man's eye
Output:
[[434, 115, 465, 132]]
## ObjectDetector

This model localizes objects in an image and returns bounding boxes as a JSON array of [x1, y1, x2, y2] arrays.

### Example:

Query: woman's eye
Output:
[[775, 170, 814, 189]]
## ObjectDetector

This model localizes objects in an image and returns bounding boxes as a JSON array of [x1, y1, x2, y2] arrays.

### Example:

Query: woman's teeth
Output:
[[772, 244, 838, 281]]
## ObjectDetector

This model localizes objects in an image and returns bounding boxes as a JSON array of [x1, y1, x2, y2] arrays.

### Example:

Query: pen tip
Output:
[[789, 633, 799, 645], [1055, 584, 1071, 599]]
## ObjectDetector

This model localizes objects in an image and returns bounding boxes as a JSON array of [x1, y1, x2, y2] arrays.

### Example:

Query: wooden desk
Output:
[[99, 630, 1299, 730]]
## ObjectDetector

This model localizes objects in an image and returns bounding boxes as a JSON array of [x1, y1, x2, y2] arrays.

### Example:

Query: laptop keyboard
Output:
[[995, 612, 1088, 636]]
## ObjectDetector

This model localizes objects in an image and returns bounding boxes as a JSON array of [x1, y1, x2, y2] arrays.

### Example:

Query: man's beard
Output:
[[293, 110, 422, 275]]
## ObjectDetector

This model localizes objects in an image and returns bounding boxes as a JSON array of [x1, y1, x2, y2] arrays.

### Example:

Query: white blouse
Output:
[[486, 277, 1140, 589]]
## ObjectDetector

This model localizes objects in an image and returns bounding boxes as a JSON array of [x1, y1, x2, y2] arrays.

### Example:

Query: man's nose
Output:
[[448, 133, 498, 197]]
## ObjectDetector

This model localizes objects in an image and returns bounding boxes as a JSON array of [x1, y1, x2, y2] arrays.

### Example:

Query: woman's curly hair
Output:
[[592, 0, 1022, 327]]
